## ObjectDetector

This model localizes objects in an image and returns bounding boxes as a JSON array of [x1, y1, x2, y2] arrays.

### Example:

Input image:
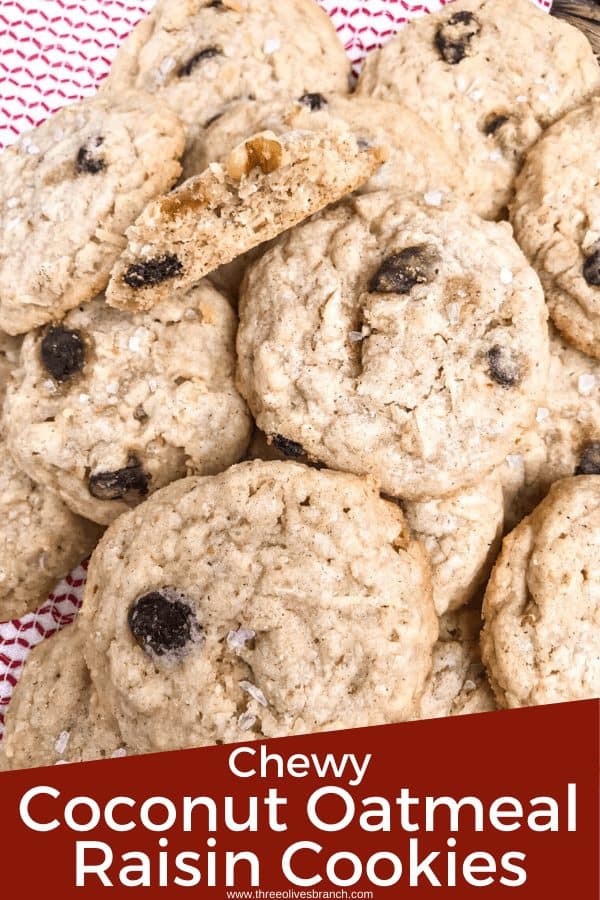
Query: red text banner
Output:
[[0, 700, 598, 898]]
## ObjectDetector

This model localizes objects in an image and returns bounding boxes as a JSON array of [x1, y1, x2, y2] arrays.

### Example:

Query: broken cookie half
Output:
[[106, 127, 387, 311]]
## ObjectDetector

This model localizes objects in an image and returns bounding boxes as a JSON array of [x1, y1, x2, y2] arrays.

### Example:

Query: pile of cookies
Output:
[[0, 0, 599, 770]]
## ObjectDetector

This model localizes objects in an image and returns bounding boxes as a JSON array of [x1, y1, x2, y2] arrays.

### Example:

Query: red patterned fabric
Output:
[[0, 0, 551, 737]]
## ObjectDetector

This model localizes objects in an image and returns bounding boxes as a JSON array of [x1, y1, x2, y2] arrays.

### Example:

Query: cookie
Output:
[[356, 0, 600, 220], [482, 475, 600, 707], [403, 474, 504, 615], [500, 326, 600, 529], [79, 461, 436, 754], [0, 92, 185, 335], [0, 442, 101, 620], [183, 94, 463, 196], [4, 283, 252, 525], [415, 608, 496, 720], [105, 127, 386, 312], [1, 342, 100, 619], [237, 192, 549, 500], [1, 626, 124, 770], [0, 332, 21, 398], [511, 95, 600, 358], [102, 0, 350, 162], [248, 428, 503, 615]]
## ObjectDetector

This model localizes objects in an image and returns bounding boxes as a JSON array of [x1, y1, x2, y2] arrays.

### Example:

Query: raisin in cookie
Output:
[[79, 461, 437, 754], [5, 284, 251, 525], [356, 0, 600, 220], [511, 96, 600, 359], [237, 193, 549, 500], [403, 474, 503, 615], [183, 94, 462, 198], [1, 626, 124, 770], [102, 0, 350, 162], [0, 92, 185, 335], [415, 608, 496, 720], [500, 326, 600, 529], [482, 475, 600, 707], [106, 128, 385, 312]]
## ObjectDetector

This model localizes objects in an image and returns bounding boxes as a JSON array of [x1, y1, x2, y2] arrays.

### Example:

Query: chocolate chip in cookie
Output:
[[88, 456, 149, 501], [178, 47, 222, 78], [271, 434, 305, 459], [128, 590, 202, 658], [583, 247, 600, 287], [123, 255, 183, 289], [75, 137, 105, 175], [435, 10, 481, 65], [40, 326, 85, 382], [575, 441, 600, 475], [299, 93, 328, 111], [369, 245, 441, 294], [486, 345, 522, 388]]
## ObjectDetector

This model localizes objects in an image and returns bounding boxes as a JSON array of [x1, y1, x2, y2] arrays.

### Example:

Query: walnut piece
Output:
[[226, 132, 284, 181]]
